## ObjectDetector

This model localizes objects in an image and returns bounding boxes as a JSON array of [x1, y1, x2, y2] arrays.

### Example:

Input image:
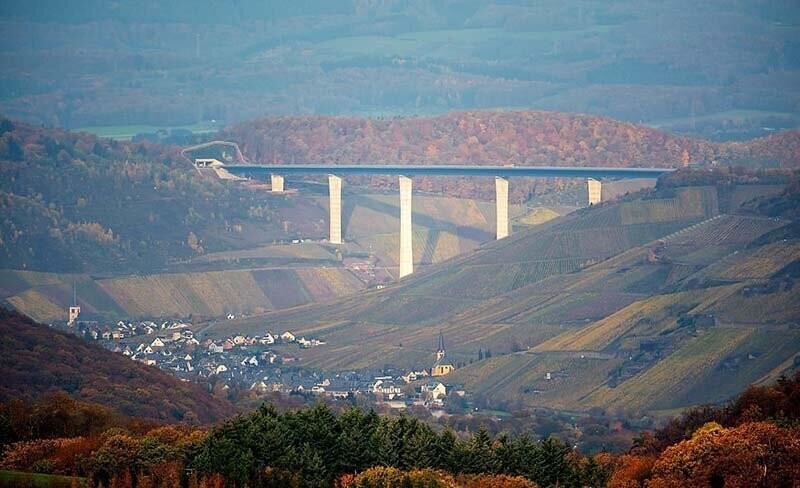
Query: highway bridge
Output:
[[219, 163, 672, 179], [196, 159, 675, 278]]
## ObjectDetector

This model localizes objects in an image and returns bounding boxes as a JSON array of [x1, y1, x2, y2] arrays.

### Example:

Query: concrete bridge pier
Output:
[[495, 176, 509, 239], [271, 174, 285, 192], [328, 174, 342, 244], [587, 178, 601, 205], [399, 175, 413, 278]]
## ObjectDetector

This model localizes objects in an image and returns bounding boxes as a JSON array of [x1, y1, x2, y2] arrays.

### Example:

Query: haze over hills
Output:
[[202, 169, 800, 414], [2, 1, 800, 142], [3, 2, 800, 485]]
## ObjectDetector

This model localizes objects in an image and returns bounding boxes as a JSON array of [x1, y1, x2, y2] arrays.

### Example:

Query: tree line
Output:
[[3, 373, 800, 486]]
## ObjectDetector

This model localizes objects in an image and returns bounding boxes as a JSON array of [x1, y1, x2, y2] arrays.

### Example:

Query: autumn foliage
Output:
[[337, 467, 539, 488], [0, 309, 232, 424], [609, 373, 800, 487]]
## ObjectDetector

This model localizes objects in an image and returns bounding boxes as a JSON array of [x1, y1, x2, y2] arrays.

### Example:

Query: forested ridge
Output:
[[225, 111, 800, 201], [0, 117, 296, 273], [0, 309, 231, 424], [227, 111, 800, 169], [1, 372, 798, 487]]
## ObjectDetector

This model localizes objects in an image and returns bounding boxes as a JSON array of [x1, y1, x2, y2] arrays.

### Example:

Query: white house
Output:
[[214, 364, 229, 374], [150, 338, 165, 348], [260, 333, 275, 345], [372, 379, 403, 398], [281, 331, 296, 342], [241, 356, 259, 367]]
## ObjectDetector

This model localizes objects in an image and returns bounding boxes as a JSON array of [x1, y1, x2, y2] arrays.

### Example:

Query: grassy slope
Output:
[[0, 470, 85, 488]]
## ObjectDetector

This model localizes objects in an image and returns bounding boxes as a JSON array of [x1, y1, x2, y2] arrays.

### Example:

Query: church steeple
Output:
[[431, 331, 454, 377]]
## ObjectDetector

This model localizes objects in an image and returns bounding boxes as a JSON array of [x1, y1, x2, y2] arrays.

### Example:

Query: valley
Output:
[[198, 177, 800, 415]]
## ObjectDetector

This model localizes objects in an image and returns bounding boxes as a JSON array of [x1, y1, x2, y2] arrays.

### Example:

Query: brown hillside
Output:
[[0, 308, 232, 424]]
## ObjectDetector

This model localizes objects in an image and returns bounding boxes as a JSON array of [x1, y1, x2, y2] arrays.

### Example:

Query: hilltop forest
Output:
[[226, 111, 800, 200]]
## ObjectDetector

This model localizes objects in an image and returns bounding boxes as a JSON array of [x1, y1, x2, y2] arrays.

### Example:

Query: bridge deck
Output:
[[221, 164, 673, 179]]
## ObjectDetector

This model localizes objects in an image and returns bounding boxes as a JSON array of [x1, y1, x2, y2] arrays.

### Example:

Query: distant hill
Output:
[[202, 170, 800, 414], [0, 308, 231, 423], [224, 111, 800, 201]]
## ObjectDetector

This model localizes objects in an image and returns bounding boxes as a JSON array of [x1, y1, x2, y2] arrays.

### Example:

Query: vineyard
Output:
[[678, 329, 800, 406], [703, 240, 800, 281], [619, 187, 719, 225], [3, 266, 366, 323], [584, 328, 754, 411]]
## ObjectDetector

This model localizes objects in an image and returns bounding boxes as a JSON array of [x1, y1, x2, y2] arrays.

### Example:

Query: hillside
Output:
[[0, 117, 315, 273], [0, 190, 530, 323], [0, 308, 231, 423], [201, 170, 800, 414]]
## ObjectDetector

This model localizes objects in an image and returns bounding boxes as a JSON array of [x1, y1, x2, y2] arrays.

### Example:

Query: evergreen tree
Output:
[[430, 428, 458, 473], [468, 425, 496, 474]]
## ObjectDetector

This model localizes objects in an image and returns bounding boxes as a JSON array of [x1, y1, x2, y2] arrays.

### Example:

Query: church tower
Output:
[[67, 281, 80, 326], [436, 331, 446, 361], [431, 331, 454, 377]]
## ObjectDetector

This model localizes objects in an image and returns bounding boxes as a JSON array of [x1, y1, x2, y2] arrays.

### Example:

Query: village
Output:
[[57, 306, 465, 414]]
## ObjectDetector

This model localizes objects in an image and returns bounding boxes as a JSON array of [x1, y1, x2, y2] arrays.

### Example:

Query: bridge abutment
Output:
[[495, 176, 509, 239], [399, 175, 413, 278], [328, 175, 342, 244]]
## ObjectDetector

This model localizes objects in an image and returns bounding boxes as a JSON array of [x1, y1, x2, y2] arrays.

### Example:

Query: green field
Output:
[[0, 470, 84, 488], [74, 122, 224, 140]]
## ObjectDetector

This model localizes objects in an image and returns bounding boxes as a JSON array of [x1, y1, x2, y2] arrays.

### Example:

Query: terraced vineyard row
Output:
[[422, 257, 590, 299], [666, 215, 784, 249], [620, 186, 718, 225]]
